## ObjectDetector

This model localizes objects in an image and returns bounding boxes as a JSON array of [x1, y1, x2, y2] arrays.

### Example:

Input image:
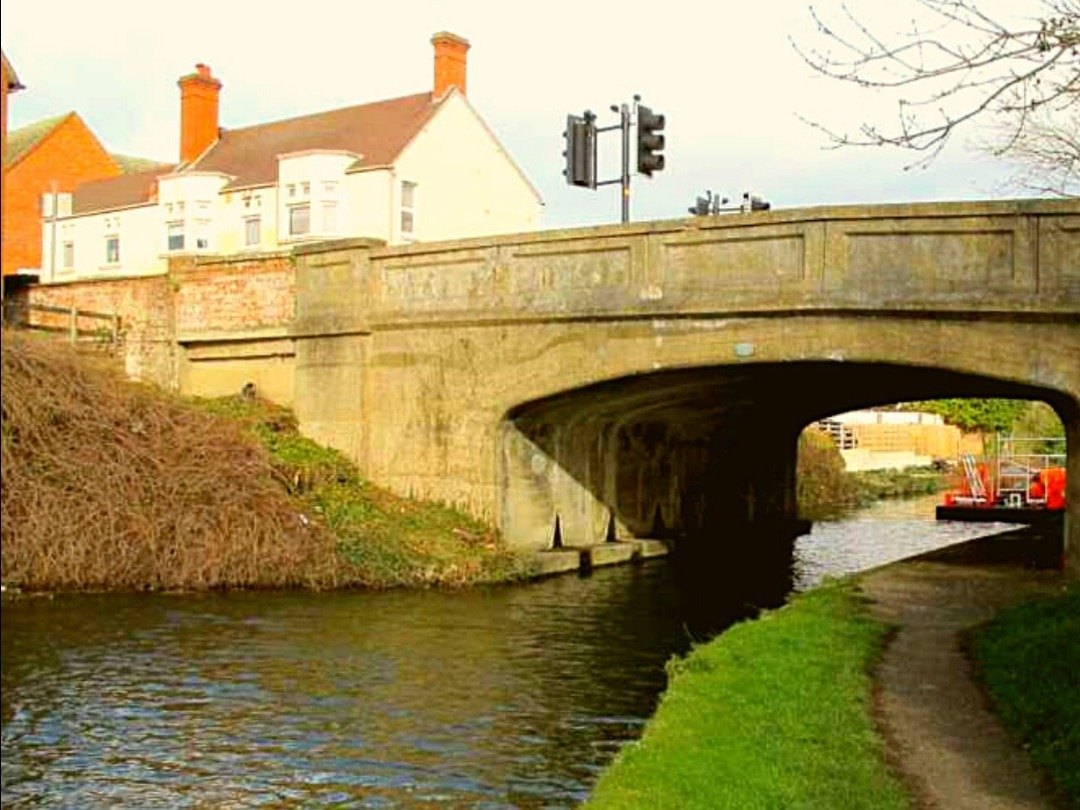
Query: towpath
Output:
[[861, 537, 1069, 810]]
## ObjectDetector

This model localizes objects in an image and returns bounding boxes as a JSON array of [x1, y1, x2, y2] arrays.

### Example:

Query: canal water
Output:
[[1, 496, 1018, 807]]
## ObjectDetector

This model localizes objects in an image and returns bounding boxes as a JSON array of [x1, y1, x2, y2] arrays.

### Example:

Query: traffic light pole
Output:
[[595, 103, 631, 223], [562, 96, 663, 225], [620, 104, 630, 224]]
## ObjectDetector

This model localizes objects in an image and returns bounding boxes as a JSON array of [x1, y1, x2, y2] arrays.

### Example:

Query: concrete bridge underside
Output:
[[279, 200, 1079, 573], [503, 361, 1075, 557]]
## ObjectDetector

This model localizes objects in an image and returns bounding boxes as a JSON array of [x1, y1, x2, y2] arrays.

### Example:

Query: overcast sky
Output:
[[2, 0, 1040, 229]]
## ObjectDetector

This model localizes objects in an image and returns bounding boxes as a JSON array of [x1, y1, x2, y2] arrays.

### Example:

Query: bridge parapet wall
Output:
[[293, 200, 1077, 333]]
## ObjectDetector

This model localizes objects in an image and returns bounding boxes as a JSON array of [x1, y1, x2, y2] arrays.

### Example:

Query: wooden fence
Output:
[[2, 300, 120, 347]]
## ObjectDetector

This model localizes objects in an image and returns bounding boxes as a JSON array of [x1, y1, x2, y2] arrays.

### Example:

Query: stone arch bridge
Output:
[[284, 200, 1079, 574]]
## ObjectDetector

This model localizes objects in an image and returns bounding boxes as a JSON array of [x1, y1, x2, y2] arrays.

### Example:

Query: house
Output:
[[2, 48, 26, 284], [41, 32, 543, 284], [3, 111, 150, 279]]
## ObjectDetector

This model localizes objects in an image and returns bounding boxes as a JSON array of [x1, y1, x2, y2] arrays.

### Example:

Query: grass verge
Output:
[[584, 580, 908, 810], [969, 584, 1079, 805], [188, 396, 533, 589]]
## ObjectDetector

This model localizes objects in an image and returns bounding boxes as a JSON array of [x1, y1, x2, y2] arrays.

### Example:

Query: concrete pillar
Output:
[[1065, 405, 1079, 579], [292, 239, 381, 467]]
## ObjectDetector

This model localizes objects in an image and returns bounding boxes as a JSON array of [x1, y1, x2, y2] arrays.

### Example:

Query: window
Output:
[[289, 203, 310, 236], [195, 220, 211, 250], [105, 235, 120, 265], [400, 180, 416, 237], [244, 216, 261, 247], [167, 221, 185, 251], [62, 242, 74, 269], [321, 201, 337, 234]]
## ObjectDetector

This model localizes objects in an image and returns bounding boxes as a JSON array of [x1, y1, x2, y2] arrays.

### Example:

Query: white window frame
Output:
[[105, 234, 120, 265], [62, 241, 74, 270], [400, 180, 417, 239], [321, 201, 337, 235], [289, 203, 310, 237], [244, 215, 261, 248], [167, 221, 185, 252], [195, 219, 211, 251]]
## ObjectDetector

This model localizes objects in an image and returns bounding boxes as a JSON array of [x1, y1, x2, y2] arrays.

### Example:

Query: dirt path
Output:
[[861, 559, 1068, 810]]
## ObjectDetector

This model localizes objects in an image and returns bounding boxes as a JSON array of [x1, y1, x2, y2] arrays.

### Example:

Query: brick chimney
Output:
[[178, 63, 221, 164], [432, 32, 469, 99]]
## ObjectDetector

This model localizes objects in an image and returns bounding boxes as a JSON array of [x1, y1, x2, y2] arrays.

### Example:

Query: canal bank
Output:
[[0, 501, 1024, 806], [586, 529, 1074, 809]]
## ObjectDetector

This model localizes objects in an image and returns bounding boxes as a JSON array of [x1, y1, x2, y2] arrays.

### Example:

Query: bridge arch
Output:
[[499, 354, 1077, 556]]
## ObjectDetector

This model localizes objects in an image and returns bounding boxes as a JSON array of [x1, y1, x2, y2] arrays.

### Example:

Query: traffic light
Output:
[[741, 193, 771, 212], [637, 106, 665, 176], [563, 114, 597, 188]]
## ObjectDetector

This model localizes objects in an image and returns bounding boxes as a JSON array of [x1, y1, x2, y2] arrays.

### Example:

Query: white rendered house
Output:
[[41, 33, 543, 283]]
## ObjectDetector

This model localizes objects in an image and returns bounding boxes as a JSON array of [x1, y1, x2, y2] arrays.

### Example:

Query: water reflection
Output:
[[2, 497, 1016, 807], [3, 565, 702, 807], [793, 493, 1018, 590]]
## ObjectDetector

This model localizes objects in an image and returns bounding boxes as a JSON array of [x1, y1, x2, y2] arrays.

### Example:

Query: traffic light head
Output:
[[563, 114, 597, 188], [637, 105, 665, 177]]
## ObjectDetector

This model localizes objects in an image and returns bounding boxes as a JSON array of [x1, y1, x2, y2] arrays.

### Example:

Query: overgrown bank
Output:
[[0, 332, 531, 591], [797, 429, 947, 520], [585, 580, 908, 809]]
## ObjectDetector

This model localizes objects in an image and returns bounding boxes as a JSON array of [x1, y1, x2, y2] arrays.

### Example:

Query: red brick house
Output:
[[2, 49, 26, 283], [2, 112, 132, 277]]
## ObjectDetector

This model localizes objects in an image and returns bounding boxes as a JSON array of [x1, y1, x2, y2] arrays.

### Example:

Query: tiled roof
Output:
[[5, 114, 69, 167], [190, 91, 441, 189], [72, 165, 176, 214], [2, 50, 23, 91], [112, 153, 170, 174]]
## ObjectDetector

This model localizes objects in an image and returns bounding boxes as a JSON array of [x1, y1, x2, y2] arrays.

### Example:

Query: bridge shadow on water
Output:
[[662, 519, 800, 641]]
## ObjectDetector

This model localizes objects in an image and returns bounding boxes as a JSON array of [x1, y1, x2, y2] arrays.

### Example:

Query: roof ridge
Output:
[[218, 90, 433, 137]]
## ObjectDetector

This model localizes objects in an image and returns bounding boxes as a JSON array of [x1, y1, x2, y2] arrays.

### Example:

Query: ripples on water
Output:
[[2, 496, 1018, 807], [792, 493, 1018, 590]]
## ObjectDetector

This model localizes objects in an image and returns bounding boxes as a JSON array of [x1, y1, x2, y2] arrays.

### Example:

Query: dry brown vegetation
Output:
[[1, 330, 344, 590]]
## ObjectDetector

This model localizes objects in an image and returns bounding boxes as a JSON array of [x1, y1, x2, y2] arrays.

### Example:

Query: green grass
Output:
[[189, 396, 533, 588], [970, 584, 1080, 805], [849, 466, 947, 505], [585, 580, 909, 810]]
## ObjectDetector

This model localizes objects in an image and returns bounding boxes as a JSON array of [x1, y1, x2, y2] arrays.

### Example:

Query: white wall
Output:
[[343, 169, 393, 242], [392, 93, 542, 244], [277, 151, 358, 244], [42, 204, 165, 283]]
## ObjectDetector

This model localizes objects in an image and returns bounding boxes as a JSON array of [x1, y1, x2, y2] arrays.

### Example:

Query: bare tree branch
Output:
[[791, 0, 1080, 191]]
